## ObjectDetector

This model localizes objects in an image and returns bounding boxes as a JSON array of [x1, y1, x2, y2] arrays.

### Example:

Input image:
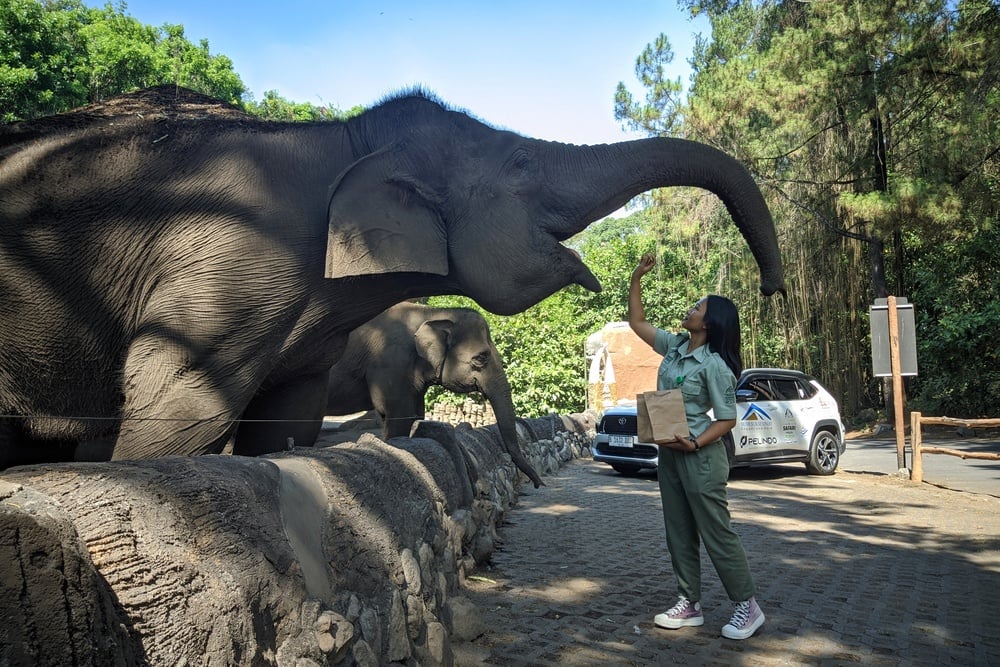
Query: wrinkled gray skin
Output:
[[324, 301, 543, 487], [0, 86, 785, 468]]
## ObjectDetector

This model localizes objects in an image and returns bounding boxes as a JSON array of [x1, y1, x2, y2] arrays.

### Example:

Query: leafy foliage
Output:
[[244, 89, 364, 122], [0, 1, 363, 124], [614, 32, 684, 136], [611, 0, 1000, 418], [1, 0, 90, 121], [1, 0, 247, 121], [908, 223, 1000, 416]]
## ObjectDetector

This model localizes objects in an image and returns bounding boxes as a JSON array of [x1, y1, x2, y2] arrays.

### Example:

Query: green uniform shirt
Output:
[[653, 329, 737, 440]]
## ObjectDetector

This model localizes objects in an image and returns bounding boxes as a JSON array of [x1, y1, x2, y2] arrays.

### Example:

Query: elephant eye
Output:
[[470, 351, 491, 370]]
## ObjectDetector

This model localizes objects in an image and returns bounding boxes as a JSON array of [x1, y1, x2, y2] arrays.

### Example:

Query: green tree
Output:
[[908, 222, 1000, 417], [244, 89, 362, 122], [155, 23, 244, 104], [77, 2, 159, 101], [614, 0, 1000, 417], [614, 32, 684, 136], [1, 0, 246, 121], [0, 0, 89, 121]]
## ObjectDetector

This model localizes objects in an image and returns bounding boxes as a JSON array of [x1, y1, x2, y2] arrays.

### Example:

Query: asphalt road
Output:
[[840, 429, 1000, 497]]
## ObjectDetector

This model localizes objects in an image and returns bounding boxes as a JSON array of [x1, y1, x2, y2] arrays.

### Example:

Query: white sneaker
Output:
[[654, 596, 704, 629], [721, 597, 765, 639]]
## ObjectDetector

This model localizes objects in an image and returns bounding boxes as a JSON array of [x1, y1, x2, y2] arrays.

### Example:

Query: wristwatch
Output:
[[691, 435, 700, 451]]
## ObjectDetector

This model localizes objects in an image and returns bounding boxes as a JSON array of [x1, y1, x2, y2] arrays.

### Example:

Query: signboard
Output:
[[869, 297, 918, 377]]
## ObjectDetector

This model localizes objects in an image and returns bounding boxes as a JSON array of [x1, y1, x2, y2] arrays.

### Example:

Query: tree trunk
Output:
[[869, 234, 888, 300]]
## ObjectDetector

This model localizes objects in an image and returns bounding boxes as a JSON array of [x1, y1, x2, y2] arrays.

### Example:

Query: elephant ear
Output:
[[325, 145, 448, 279], [414, 318, 455, 378]]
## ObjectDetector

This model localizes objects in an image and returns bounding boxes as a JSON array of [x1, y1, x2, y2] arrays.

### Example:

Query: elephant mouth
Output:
[[562, 244, 602, 293], [458, 229, 602, 315]]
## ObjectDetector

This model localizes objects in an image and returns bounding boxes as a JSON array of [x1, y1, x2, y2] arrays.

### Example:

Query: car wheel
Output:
[[805, 429, 840, 475], [611, 463, 641, 475]]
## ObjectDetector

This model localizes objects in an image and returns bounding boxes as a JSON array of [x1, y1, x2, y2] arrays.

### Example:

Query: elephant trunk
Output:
[[482, 374, 544, 488], [546, 138, 786, 297]]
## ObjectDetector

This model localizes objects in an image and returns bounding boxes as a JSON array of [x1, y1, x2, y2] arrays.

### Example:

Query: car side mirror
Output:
[[736, 389, 758, 402]]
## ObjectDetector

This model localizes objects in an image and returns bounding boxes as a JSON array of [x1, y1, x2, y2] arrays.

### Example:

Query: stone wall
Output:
[[426, 399, 496, 429], [0, 414, 595, 666]]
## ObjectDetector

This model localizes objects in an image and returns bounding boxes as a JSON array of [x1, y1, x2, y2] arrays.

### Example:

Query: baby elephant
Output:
[[325, 302, 543, 487]]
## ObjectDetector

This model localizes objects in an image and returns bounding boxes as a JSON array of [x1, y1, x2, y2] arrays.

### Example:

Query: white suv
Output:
[[592, 368, 846, 475]]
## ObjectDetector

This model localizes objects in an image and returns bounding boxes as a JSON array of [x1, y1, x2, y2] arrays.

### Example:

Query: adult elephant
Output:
[[324, 301, 543, 487], [0, 85, 784, 468]]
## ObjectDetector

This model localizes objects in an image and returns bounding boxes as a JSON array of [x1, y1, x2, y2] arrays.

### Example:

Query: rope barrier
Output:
[[0, 413, 410, 425], [1, 414, 314, 424], [0, 407, 497, 427]]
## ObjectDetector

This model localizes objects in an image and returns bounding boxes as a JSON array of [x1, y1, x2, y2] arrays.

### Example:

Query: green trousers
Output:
[[657, 442, 755, 602]]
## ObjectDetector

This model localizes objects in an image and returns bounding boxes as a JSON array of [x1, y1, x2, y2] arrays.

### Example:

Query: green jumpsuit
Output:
[[653, 329, 755, 603]]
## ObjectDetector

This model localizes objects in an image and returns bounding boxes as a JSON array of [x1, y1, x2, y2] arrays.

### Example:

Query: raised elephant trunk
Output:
[[482, 373, 544, 488], [546, 138, 786, 297]]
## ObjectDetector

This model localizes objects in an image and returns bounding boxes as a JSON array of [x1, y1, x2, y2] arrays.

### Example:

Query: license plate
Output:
[[609, 435, 633, 448]]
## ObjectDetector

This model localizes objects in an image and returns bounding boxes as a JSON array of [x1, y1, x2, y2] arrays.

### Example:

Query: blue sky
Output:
[[97, 1, 709, 145]]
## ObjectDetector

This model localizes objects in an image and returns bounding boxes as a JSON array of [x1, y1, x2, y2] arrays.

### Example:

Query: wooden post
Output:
[[888, 296, 907, 472], [911, 411, 923, 483]]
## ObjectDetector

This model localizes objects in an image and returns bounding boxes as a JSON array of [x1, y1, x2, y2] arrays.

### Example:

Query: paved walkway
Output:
[[455, 458, 1000, 666]]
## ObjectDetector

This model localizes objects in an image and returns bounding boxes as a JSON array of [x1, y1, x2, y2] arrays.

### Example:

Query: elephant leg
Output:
[[234, 372, 328, 456], [382, 414, 417, 439], [111, 336, 247, 461], [372, 388, 424, 440]]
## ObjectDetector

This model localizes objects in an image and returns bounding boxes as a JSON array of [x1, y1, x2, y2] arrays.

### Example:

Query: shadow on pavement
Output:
[[456, 458, 1000, 666]]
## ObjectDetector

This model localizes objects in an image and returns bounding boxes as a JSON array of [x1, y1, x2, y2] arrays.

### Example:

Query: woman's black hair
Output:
[[704, 295, 743, 378]]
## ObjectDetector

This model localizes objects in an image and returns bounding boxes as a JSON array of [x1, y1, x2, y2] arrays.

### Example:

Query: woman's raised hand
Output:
[[632, 252, 656, 280]]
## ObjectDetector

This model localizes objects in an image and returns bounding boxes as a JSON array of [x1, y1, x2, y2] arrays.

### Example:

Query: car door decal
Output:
[[737, 403, 780, 448], [782, 408, 800, 442], [740, 404, 770, 421]]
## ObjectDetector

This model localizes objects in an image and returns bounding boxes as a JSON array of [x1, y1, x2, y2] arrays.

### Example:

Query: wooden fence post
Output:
[[888, 296, 907, 471], [911, 411, 923, 483]]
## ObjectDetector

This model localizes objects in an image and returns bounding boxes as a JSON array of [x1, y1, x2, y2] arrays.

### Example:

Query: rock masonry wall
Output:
[[0, 413, 596, 667]]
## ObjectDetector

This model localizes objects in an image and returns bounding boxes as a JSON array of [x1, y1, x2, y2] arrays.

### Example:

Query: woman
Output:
[[628, 252, 764, 641]]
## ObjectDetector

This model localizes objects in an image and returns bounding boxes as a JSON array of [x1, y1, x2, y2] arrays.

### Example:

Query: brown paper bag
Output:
[[640, 389, 689, 444], [636, 393, 654, 443]]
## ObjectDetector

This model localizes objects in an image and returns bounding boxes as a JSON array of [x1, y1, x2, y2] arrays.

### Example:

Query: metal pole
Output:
[[888, 296, 907, 472]]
